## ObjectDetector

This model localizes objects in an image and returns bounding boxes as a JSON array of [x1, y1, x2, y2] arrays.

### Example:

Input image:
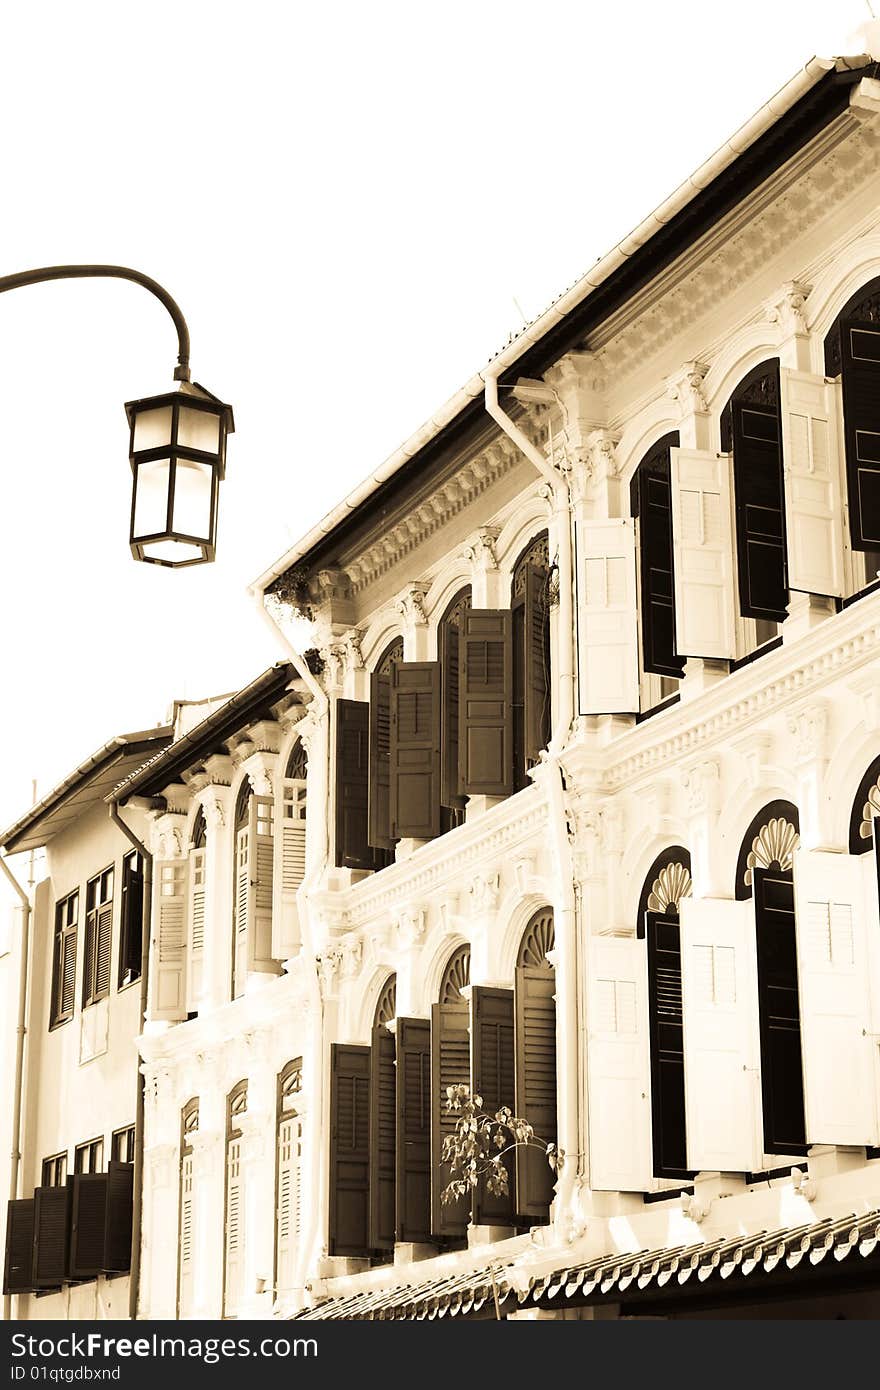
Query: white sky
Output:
[[0, 0, 874, 853]]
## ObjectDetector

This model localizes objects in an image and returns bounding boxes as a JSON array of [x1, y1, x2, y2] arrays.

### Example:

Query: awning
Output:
[[294, 1209, 880, 1320]]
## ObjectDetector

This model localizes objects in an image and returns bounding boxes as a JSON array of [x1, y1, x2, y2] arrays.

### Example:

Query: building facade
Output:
[[4, 49, 880, 1320]]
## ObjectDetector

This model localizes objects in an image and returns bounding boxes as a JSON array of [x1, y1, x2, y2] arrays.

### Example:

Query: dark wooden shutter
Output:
[[3, 1198, 34, 1294], [514, 967, 557, 1219], [459, 610, 513, 797], [69, 1173, 108, 1279], [104, 1161, 133, 1272], [732, 372, 789, 622], [82, 915, 96, 1005], [368, 670, 394, 850], [440, 615, 464, 810], [335, 700, 374, 869], [61, 926, 76, 1017], [32, 1184, 71, 1287], [368, 1025, 395, 1250], [389, 662, 441, 840], [396, 1017, 431, 1244], [430, 1002, 470, 1239], [645, 913, 689, 1179], [754, 869, 807, 1155], [328, 1044, 371, 1256], [96, 901, 112, 998], [524, 566, 551, 765], [635, 440, 684, 678], [121, 857, 144, 979], [841, 319, 880, 550], [471, 986, 516, 1226]]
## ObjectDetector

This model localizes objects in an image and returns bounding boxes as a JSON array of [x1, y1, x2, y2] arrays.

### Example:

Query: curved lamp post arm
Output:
[[0, 264, 191, 381]]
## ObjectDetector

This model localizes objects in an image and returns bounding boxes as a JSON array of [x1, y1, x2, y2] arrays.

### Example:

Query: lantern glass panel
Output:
[[132, 458, 171, 539], [132, 406, 173, 453], [177, 404, 221, 454], [172, 459, 214, 540], [141, 539, 205, 565]]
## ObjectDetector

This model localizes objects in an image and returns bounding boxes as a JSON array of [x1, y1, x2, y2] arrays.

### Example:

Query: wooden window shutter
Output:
[[276, 1114, 301, 1295], [753, 868, 806, 1154], [792, 849, 879, 1146], [395, 1016, 431, 1245], [368, 671, 394, 850], [731, 375, 789, 622], [368, 1024, 396, 1250], [524, 566, 551, 765], [779, 370, 844, 598], [186, 846, 207, 1011], [586, 936, 652, 1191], [32, 1183, 71, 1287], [233, 824, 249, 999], [579, 518, 640, 713], [389, 662, 442, 840], [82, 914, 97, 1007], [224, 1135, 245, 1315], [841, 319, 880, 550], [680, 898, 762, 1173], [3, 1198, 34, 1294], [103, 1161, 133, 1272], [670, 448, 737, 660], [645, 912, 689, 1178], [514, 967, 557, 1220], [470, 987, 515, 1226], [636, 445, 684, 679], [152, 859, 188, 1021], [274, 778, 306, 959], [248, 795, 277, 973], [178, 1151, 196, 1316], [61, 920, 77, 1019], [440, 614, 465, 809], [120, 856, 143, 983], [95, 901, 112, 1000], [335, 700, 374, 869], [69, 1172, 108, 1279], [328, 1043, 371, 1257], [430, 1002, 470, 1239], [458, 609, 513, 797]]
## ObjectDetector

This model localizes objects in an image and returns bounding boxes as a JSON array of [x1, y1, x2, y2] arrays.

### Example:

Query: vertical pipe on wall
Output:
[[0, 851, 31, 1323]]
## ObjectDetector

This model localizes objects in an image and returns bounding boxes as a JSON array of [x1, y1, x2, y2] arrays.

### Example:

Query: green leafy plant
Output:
[[440, 1084, 563, 1204]]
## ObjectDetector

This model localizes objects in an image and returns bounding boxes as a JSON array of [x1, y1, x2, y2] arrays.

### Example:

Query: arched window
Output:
[[223, 1081, 248, 1317], [368, 637, 404, 863], [275, 1060, 303, 1300], [439, 587, 472, 830], [735, 801, 805, 1156], [178, 1099, 199, 1318], [232, 773, 276, 999], [511, 533, 552, 790], [639, 850, 692, 1179], [515, 909, 557, 1221], [721, 360, 787, 633], [370, 975, 398, 1259], [432, 945, 471, 1239], [630, 432, 683, 686], [849, 755, 880, 857], [825, 276, 880, 570], [187, 808, 207, 1014]]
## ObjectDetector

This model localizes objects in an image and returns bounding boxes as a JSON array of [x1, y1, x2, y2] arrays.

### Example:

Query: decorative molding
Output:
[[744, 817, 800, 887], [462, 526, 500, 571], [316, 946, 344, 995], [786, 702, 829, 765], [765, 279, 812, 338], [469, 871, 501, 917], [666, 359, 710, 418], [392, 904, 427, 951], [395, 582, 430, 629], [647, 862, 693, 914], [680, 758, 722, 816], [860, 782, 880, 842]]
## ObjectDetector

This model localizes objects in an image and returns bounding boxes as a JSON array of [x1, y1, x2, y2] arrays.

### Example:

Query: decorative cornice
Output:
[[666, 359, 710, 418]]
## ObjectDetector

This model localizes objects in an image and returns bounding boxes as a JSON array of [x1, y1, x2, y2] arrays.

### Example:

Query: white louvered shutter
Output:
[[780, 370, 844, 598], [273, 779, 307, 960], [579, 518, 640, 713], [224, 1137, 245, 1316], [670, 448, 737, 659], [152, 859, 188, 1021], [792, 848, 879, 1146], [276, 1114, 302, 1295], [248, 795, 276, 972], [586, 936, 652, 1191], [862, 839, 880, 1041], [187, 847, 207, 1012], [233, 825, 249, 999], [680, 898, 762, 1172], [178, 1152, 195, 1316]]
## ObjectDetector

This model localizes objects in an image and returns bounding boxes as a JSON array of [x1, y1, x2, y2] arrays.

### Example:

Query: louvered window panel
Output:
[[69, 1173, 107, 1278], [33, 1185, 71, 1288], [430, 1003, 470, 1238], [471, 987, 516, 1227], [646, 912, 689, 1179], [224, 1137, 245, 1316], [3, 1198, 34, 1294], [328, 1045, 371, 1257]]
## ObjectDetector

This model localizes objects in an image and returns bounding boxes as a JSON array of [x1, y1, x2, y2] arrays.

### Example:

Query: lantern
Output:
[[126, 383, 234, 566]]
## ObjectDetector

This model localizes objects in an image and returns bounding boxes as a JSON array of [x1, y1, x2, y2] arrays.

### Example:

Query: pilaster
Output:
[[666, 360, 711, 451], [462, 527, 501, 608]]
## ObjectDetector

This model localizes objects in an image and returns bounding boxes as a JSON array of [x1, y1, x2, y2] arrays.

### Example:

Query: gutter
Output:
[[107, 803, 152, 1322], [0, 851, 31, 1323], [251, 54, 867, 597]]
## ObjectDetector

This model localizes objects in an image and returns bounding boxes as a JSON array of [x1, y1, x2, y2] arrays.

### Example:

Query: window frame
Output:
[[117, 850, 144, 991], [40, 1152, 68, 1187], [74, 1136, 104, 1175], [111, 1126, 136, 1165], [49, 889, 79, 1029], [82, 864, 114, 1009]]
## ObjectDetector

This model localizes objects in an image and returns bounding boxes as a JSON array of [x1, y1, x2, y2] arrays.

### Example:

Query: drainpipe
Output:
[[482, 369, 580, 1220], [248, 585, 329, 1309], [1, 851, 31, 1323], [108, 802, 152, 1322]]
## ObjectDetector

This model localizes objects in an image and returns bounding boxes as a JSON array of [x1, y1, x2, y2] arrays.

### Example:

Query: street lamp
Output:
[[0, 263, 233, 567]]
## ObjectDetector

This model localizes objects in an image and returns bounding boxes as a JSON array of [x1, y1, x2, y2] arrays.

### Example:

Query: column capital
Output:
[[462, 526, 500, 572], [666, 359, 710, 420]]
